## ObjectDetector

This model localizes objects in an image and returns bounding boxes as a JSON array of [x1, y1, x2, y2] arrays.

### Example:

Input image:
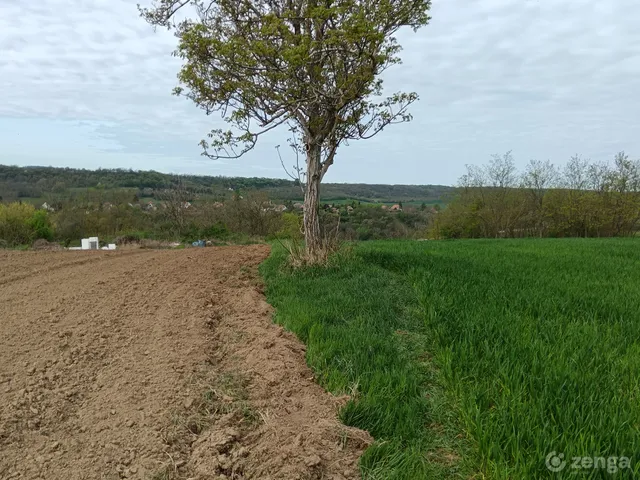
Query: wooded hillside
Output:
[[0, 165, 451, 205]]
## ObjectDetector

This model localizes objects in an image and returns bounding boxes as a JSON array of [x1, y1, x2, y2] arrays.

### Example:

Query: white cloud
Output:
[[0, 0, 216, 134], [1, 0, 640, 184]]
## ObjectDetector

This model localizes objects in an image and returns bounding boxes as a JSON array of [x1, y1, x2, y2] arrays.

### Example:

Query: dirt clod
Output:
[[304, 454, 322, 467]]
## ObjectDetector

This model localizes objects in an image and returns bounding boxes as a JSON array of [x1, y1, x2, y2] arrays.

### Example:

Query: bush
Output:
[[0, 202, 51, 247], [223, 192, 283, 236], [200, 221, 230, 238], [182, 221, 230, 242], [51, 208, 86, 244], [114, 232, 143, 245], [28, 209, 54, 241], [273, 212, 302, 240]]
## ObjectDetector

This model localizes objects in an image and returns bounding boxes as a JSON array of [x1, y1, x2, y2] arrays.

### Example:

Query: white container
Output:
[[108, 244, 117, 250], [88, 237, 99, 250], [81, 238, 90, 250]]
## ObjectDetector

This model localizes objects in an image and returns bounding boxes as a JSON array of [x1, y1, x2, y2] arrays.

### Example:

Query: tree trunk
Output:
[[303, 144, 322, 262]]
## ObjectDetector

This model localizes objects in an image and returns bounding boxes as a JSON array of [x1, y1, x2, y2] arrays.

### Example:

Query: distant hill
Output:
[[0, 164, 454, 205]]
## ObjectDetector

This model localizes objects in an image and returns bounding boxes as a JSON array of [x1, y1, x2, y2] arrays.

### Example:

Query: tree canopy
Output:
[[142, 0, 429, 160]]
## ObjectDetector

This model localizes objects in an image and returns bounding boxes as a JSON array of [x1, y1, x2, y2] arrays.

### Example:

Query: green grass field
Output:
[[260, 239, 640, 479]]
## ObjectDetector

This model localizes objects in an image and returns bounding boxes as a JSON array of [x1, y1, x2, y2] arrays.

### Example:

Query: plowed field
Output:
[[0, 246, 370, 480]]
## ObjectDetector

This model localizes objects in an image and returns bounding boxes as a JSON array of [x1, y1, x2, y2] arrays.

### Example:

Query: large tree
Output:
[[140, 0, 431, 261]]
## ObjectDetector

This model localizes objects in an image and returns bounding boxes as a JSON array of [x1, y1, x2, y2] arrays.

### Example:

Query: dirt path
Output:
[[0, 246, 371, 480]]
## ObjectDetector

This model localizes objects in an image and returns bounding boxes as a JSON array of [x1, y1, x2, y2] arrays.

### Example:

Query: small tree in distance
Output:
[[140, 0, 432, 263], [156, 176, 193, 236]]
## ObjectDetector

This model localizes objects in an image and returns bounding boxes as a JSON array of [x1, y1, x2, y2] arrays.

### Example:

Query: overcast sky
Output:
[[1, 0, 639, 185]]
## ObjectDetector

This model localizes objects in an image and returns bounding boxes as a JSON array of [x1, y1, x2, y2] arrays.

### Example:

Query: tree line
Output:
[[433, 151, 640, 239], [0, 164, 451, 205], [0, 165, 294, 201]]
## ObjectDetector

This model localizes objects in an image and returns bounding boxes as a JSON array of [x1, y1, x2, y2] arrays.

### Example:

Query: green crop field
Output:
[[261, 239, 640, 479]]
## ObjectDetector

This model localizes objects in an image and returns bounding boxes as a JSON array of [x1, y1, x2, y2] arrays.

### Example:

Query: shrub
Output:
[[223, 192, 283, 236], [201, 221, 230, 238], [183, 221, 230, 242], [274, 212, 302, 240], [0, 202, 38, 246], [28, 209, 54, 241], [113, 231, 146, 245]]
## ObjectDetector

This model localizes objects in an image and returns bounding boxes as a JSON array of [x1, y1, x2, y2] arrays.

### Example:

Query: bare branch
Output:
[[276, 144, 305, 194]]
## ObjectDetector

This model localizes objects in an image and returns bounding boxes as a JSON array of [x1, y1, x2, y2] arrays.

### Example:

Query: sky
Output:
[[1, 0, 639, 185]]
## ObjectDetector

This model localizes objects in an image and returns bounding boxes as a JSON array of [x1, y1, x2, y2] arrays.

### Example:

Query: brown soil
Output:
[[0, 246, 371, 480]]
